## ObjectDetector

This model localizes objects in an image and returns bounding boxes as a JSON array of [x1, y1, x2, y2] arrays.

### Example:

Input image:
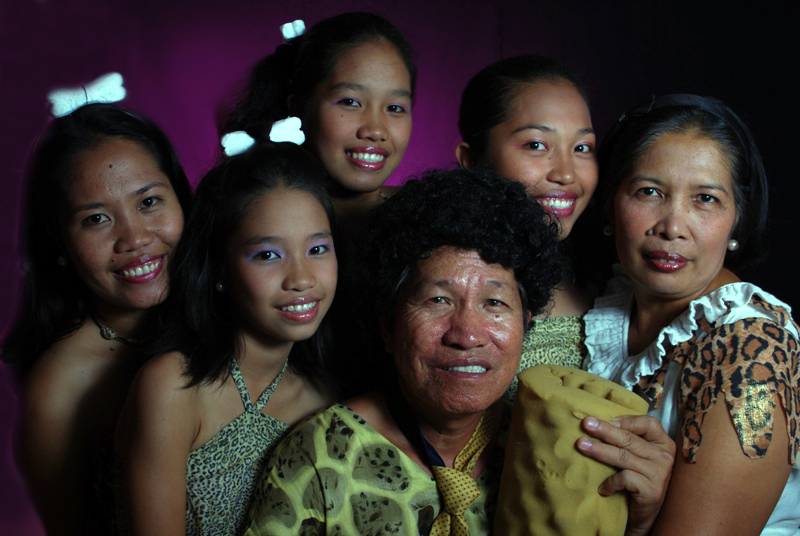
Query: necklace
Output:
[[91, 315, 140, 345]]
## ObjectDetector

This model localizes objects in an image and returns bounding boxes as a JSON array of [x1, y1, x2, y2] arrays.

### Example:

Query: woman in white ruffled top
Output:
[[584, 94, 799, 535]]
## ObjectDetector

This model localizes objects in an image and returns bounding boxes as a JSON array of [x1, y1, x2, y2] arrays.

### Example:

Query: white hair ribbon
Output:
[[269, 116, 305, 145], [221, 131, 256, 157], [280, 19, 305, 41], [47, 72, 126, 118]]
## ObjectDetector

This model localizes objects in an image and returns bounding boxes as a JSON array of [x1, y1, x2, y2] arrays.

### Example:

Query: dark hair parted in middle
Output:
[[458, 55, 588, 166], [364, 167, 568, 326], [145, 143, 335, 386], [597, 94, 769, 268], [223, 12, 416, 142]]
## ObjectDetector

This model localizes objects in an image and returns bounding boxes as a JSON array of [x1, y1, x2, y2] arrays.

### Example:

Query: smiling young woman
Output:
[[1, 103, 192, 536]]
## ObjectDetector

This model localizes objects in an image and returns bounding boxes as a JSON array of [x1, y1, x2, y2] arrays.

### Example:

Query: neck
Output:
[[412, 400, 500, 469], [91, 301, 147, 341], [628, 267, 740, 355], [236, 328, 294, 383], [331, 189, 385, 226], [540, 276, 593, 318]]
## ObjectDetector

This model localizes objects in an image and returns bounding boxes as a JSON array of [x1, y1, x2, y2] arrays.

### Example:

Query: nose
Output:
[[114, 215, 155, 253], [356, 106, 388, 142], [546, 149, 576, 185], [282, 256, 316, 292], [651, 200, 688, 240], [441, 305, 489, 350]]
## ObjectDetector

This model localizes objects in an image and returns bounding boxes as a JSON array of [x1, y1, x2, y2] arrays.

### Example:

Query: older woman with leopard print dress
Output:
[[584, 94, 800, 535], [246, 168, 675, 536]]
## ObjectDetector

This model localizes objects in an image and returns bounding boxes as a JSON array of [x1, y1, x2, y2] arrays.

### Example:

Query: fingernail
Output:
[[609, 419, 621, 427], [585, 416, 599, 429], [577, 437, 593, 450]]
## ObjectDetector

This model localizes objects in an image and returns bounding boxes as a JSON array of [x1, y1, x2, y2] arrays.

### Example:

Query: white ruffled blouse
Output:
[[584, 273, 800, 535]]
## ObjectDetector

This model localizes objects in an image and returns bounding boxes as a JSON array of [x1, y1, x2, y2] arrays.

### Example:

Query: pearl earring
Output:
[[603, 226, 613, 236], [56, 255, 67, 266], [727, 239, 739, 251], [214, 282, 224, 292]]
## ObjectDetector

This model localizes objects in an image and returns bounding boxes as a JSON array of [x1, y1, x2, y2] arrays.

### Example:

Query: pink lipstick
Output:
[[276, 297, 321, 324], [345, 146, 388, 171], [646, 251, 688, 273], [117, 255, 165, 283], [535, 192, 578, 219]]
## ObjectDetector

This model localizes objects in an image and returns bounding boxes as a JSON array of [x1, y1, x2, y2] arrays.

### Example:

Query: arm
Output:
[[117, 352, 197, 536], [18, 359, 93, 536], [651, 397, 791, 536], [576, 414, 675, 536]]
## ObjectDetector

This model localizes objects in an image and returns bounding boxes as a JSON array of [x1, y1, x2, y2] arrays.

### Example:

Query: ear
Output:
[[524, 309, 533, 330], [455, 142, 474, 169]]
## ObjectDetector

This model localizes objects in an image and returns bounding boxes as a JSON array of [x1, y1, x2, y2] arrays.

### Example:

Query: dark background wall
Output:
[[1, 1, 796, 533]]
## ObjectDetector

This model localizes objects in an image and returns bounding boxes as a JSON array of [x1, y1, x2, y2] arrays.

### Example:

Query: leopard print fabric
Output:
[[504, 315, 585, 403], [636, 298, 799, 464], [246, 404, 506, 536]]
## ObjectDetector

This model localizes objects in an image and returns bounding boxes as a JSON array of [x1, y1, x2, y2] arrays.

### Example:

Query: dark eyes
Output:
[[253, 251, 280, 261], [697, 194, 719, 204], [309, 244, 330, 256], [82, 213, 110, 226], [575, 143, 594, 154], [140, 196, 161, 209], [525, 141, 547, 151]]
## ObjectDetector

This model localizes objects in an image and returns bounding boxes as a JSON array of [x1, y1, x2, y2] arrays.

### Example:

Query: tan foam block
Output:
[[495, 364, 649, 536]]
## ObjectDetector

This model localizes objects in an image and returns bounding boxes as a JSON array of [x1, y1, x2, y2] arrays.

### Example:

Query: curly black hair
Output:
[[364, 167, 568, 327]]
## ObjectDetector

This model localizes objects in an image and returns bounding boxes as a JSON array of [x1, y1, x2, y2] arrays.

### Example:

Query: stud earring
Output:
[[56, 255, 67, 266], [645, 229, 654, 236], [727, 239, 739, 251], [603, 226, 613, 236], [214, 282, 224, 292]]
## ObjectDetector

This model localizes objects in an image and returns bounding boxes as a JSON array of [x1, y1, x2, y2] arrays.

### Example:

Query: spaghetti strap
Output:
[[228, 358, 289, 412]]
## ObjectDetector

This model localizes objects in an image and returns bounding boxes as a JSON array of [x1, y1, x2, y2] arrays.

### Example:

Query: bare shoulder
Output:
[[129, 351, 194, 408]]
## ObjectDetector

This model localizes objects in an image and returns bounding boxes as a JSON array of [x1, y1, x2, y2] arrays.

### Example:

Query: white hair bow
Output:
[[47, 72, 126, 118], [221, 117, 305, 157], [269, 116, 305, 145], [221, 131, 255, 157], [280, 19, 305, 41]]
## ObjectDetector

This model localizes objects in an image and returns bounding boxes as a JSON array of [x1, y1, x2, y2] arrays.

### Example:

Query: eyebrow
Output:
[[330, 81, 412, 99], [631, 176, 731, 192], [243, 230, 332, 246], [430, 279, 508, 289], [512, 124, 594, 136], [68, 181, 170, 215]]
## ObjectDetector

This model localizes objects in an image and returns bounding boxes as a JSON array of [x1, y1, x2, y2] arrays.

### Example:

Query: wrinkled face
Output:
[[613, 131, 737, 304], [486, 80, 597, 238], [227, 188, 337, 348], [305, 39, 413, 195], [385, 247, 525, 422], [62, 137, 184, 314]]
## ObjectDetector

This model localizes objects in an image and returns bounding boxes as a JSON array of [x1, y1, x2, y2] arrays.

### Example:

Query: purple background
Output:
[[1, 1, 796, 533]]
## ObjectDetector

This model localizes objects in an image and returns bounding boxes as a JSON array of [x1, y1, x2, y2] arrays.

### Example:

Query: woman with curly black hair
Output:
[[246, 168, 672, 535]]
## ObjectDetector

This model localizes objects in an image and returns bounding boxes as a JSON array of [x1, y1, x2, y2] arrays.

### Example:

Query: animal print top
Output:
[[245, 404, 507, 536], [584, 277, 800, 535], [184, 359, 289, 536], [504, 315, 586, 403]]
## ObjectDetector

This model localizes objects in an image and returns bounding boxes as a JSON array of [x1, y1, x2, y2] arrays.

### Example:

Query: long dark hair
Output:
[[2, 103, 192, 377], [222, 12, 416, 142], [145, 142, 336, 387]]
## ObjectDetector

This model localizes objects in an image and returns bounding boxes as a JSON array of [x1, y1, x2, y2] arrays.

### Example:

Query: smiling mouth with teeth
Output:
[[279, 301, 318, 313], [537, 198, 575, 209], [121, 258, 161, 278], [346, 151, 386, 162], [444, 365, 488, 373]]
